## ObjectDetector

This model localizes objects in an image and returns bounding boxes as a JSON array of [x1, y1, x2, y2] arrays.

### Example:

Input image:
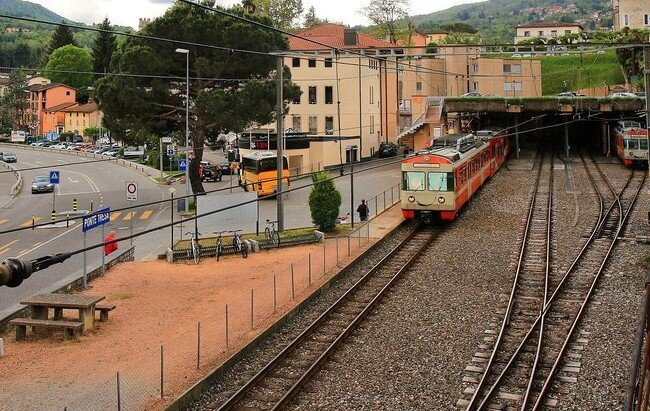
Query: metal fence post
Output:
[[116, 372, 121, 411], [273, 275, 277, 313], [160, 345, 164, 399], [197, 321, 201, 370], [347, 235, 351, 256], [250, 289, 254, 330], [323, 242, 326, 274], [308, 253, 312, 286], [391, 186, 394, 205], [383, 190, 386, 211], [225, 305, 229, 349], [291, 263, 295, 300], [335, 237, 339, 265], [367, 222, 370, 243], [375, 196, 378, 217]]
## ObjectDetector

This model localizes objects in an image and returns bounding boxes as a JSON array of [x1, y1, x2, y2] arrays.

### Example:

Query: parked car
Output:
[[461, 92, 482, 97], [31, 175, 54, 194], [40, 141, 53, 147], [558, 92, 586, 97], [378, 142, 398, 158], [51, 142, 68, 149], [1, 152, 17, 163], [201, 164, 222, 182], [104, 149, 120, 157], [219, 162, 235, 175], [609, 92, 638, 98]]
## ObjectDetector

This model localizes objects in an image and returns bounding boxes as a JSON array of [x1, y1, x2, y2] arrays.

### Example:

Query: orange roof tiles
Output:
[[289, 24, 395, 51]]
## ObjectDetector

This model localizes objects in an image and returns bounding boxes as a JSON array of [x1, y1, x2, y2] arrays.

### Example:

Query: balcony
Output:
[[399, 99, 412, 115]]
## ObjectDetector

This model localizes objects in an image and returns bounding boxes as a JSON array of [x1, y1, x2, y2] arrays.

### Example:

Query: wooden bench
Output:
[[95, 303, 116, 322], [9, 318, 84, 341]]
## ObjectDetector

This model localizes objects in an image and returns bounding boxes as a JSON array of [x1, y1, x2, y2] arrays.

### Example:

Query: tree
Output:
[[92, 18, 117, 77], [308, 171, 341, 232], [253, 0, 304, 30], [47, 23, 76, 56], [95, 1, 300, 194], [242, 0, 256, 14], [45, 45, 93, 92], [0, 70, 29, 133], [360, 0, 410, 44], [303, 6, 327, 28]]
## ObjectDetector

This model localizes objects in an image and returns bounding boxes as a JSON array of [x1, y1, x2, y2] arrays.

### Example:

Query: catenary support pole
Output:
[[276, 55, 285, 231], [564, 122, 570, 158], [101, 224, 105, 275], [83, 231, 87, 288], [515, 116, 520, 159], [644, 47, 650, 177], [350, 162, 355, 228]]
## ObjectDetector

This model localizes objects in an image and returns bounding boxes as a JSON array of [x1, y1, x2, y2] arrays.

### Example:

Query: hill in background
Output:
[[411, 0, 612, 43], [0, 0, 69, 23]]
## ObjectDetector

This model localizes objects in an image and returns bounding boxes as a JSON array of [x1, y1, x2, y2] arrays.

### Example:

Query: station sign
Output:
[[83, 207, 111, 232]]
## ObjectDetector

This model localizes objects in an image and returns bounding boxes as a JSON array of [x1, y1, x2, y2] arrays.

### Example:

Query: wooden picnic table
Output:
[[20, 293, 105, 331]]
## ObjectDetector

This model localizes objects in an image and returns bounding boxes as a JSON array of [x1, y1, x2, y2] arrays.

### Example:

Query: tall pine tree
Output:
[[92, 18, 117, 76], [48, 23, 77, 56]]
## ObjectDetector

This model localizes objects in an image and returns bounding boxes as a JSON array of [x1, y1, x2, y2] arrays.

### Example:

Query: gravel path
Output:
[[288, 165, 533, 409]]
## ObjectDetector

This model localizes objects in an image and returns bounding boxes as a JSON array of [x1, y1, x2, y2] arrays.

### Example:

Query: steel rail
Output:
[[521, 151, 555, 409], [465, 149, 547, 410], [532, 171, 645, 409], [217, 225, 435, 410], [473, 153, 612, 410]]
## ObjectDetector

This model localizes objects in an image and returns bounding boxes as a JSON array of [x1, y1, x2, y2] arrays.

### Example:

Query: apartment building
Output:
[[64, 102, 103, 140], [25, 83, 76, 136], [515, 22, 583, 43], [283, 24, 398, 160], [467, 58, 542, 97], [613, 0, 650, 30]]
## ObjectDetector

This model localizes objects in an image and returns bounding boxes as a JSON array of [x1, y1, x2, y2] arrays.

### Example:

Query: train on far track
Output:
[[400, 128, 510, 222], [614, 120, 648, 168]]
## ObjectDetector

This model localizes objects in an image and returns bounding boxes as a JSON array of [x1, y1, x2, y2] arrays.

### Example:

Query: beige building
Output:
[[63, 102, 103, 140], [467, 58, 542, 97], [515, 22, 583, 43], [613, 0, 650, 30]]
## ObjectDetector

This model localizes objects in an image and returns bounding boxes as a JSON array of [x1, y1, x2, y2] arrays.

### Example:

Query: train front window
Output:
[[402, 172, 425, 191], [640, 139, 648, 150], [428, 172, 454, 191], [626, 139, 640, 150]]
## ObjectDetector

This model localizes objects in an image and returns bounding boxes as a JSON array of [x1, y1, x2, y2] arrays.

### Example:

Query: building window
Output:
[[624, 14, 629, 27], [66, 91, 70, 96], [308, 86, 317, 104], [292, 115, 301, 131], [514, 82, 522, 91], [524, 30, 531, 37], [292, 89, 301, 104], [565, 29, 572, 34], [369, 59, 378, 70], [308, 116, 317, 134], [551, 30, 558, 37], [370, 115, 374, 134], [472, 63, 479, 74], [473, 82, 479, 91], [538, 30, 544, 36], [645, 14, 650, 26], [325, 116, 334, 135], [324, 58, 332, 67], [512, 64, 521, 74], [308, 58, 316, 68], [503, 82, 513, 91], [292, 57, 300, 67], [416, 82, 422, 91], [369, 86, 374, 104], [325, 86, 333, 104], [416, 65, 423, 73], [503, 64, 511, 73]]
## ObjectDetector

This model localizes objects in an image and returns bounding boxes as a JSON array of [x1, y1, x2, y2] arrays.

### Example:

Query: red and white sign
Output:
[[125, 181, 138, 202], [188, 150, 195, 160]]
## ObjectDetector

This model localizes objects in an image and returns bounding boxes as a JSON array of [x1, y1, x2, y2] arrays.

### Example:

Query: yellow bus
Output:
[[240, 151, 290, 196]]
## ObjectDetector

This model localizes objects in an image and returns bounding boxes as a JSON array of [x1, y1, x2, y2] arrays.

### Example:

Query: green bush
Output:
[[308, 171, 341, 232]]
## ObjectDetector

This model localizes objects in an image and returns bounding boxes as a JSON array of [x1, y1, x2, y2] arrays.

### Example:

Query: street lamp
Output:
[[175, 48, 190, 212]]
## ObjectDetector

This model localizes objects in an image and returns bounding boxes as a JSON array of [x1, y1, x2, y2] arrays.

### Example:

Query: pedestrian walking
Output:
[[357, 199, 369, 222]]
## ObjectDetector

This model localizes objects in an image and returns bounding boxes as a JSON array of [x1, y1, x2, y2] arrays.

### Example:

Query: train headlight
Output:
[[408, 196, 415, 203], [437, 196, 445, 204]]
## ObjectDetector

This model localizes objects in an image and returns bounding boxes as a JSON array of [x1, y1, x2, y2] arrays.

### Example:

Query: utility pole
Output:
[[645, 47, 650, 176], [276, 55, 285, 231]]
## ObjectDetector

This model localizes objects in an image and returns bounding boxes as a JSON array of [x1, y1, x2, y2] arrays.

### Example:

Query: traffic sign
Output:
[[188, 150, 195, 160], [82, 207, 111, 232], [166, 145, 175, 157], [126, 181, 138, 202], [178, 159, 187, 171], [49, 170, 60, 185], [162, 136, 173, 143]]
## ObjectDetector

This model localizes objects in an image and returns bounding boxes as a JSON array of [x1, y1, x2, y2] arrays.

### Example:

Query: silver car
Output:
[[1, 152, 17, 163], [31, 176, 55, 194]]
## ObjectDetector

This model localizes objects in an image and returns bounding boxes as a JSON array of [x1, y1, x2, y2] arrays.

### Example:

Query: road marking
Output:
[[0, 219, 8, 225], [110, 212, 122, 221], [0, 247, 12, 256], [139, 210, 153, 220], [0, 239, 19, 252], [67, 177, 79, 183], [123, 212, 134, 221], [14, 224, 77, 258], [17, 249, 28, 254], [20, 216, 42, 227]]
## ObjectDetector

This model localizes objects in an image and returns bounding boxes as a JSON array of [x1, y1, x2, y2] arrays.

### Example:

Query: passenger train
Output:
[[400, 128, 510, 222], [614, 121, 648, 167]]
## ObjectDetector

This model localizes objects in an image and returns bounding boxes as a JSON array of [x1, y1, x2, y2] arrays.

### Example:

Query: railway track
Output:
[[459, 154, 645, 410], [215, 226, 437, 410]]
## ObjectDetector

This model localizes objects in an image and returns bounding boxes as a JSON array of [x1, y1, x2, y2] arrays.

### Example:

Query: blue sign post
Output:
[[49, 170, 60, 185], [82, 206, 111, 289], [178, 159, 187, 172]]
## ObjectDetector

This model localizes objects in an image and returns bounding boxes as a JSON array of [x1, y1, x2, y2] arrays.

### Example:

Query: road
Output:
[[0, 147, 168, 317]]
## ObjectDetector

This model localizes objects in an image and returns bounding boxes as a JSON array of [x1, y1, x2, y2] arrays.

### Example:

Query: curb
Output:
[[0, 162, 21, 209], [165, 209, 405, 411]]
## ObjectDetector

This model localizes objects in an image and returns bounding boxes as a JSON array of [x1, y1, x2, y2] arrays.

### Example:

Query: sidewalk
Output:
[[0, 203, 405, 411]]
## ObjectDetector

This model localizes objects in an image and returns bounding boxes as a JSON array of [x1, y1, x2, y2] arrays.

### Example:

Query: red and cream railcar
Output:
[[614, 121, 648, 167], [401, 130, 510, 221]]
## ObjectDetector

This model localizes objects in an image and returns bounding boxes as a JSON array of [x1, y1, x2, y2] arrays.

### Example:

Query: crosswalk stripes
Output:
[[139, 210, 153, 220], [20, 216, 42, 227], [123, 212, 135, 221], [110, 212, 122, 222], [12, 210, 155, 226], [0, 219, 8, 225]]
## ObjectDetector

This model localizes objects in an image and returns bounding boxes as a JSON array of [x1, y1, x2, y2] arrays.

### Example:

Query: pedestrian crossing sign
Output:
[[49, 170, 60, 184]]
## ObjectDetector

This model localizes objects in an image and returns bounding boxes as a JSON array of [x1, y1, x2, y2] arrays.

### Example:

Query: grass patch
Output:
[[540, 51, 624, 95], [640, 255, 650, 267]]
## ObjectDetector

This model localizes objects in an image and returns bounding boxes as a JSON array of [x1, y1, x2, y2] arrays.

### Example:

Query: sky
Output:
[[30, 0, 485, 28]]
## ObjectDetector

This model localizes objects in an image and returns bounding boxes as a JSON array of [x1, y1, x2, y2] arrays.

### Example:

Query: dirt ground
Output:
[[0, 206, 402, 410]]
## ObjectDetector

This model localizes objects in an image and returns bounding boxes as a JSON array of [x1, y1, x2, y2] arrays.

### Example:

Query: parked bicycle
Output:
[[231, 229, 248, 258], [213, 230, 228, 261], [185, 231, 202, 264], [265, 219, 280, 247]]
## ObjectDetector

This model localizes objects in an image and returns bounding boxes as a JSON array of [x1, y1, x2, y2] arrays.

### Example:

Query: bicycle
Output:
[[231, 229, 248, 258], [185, 231, 202, 264], [213, 230, 228, 261], [264, 219, 280, 248]]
